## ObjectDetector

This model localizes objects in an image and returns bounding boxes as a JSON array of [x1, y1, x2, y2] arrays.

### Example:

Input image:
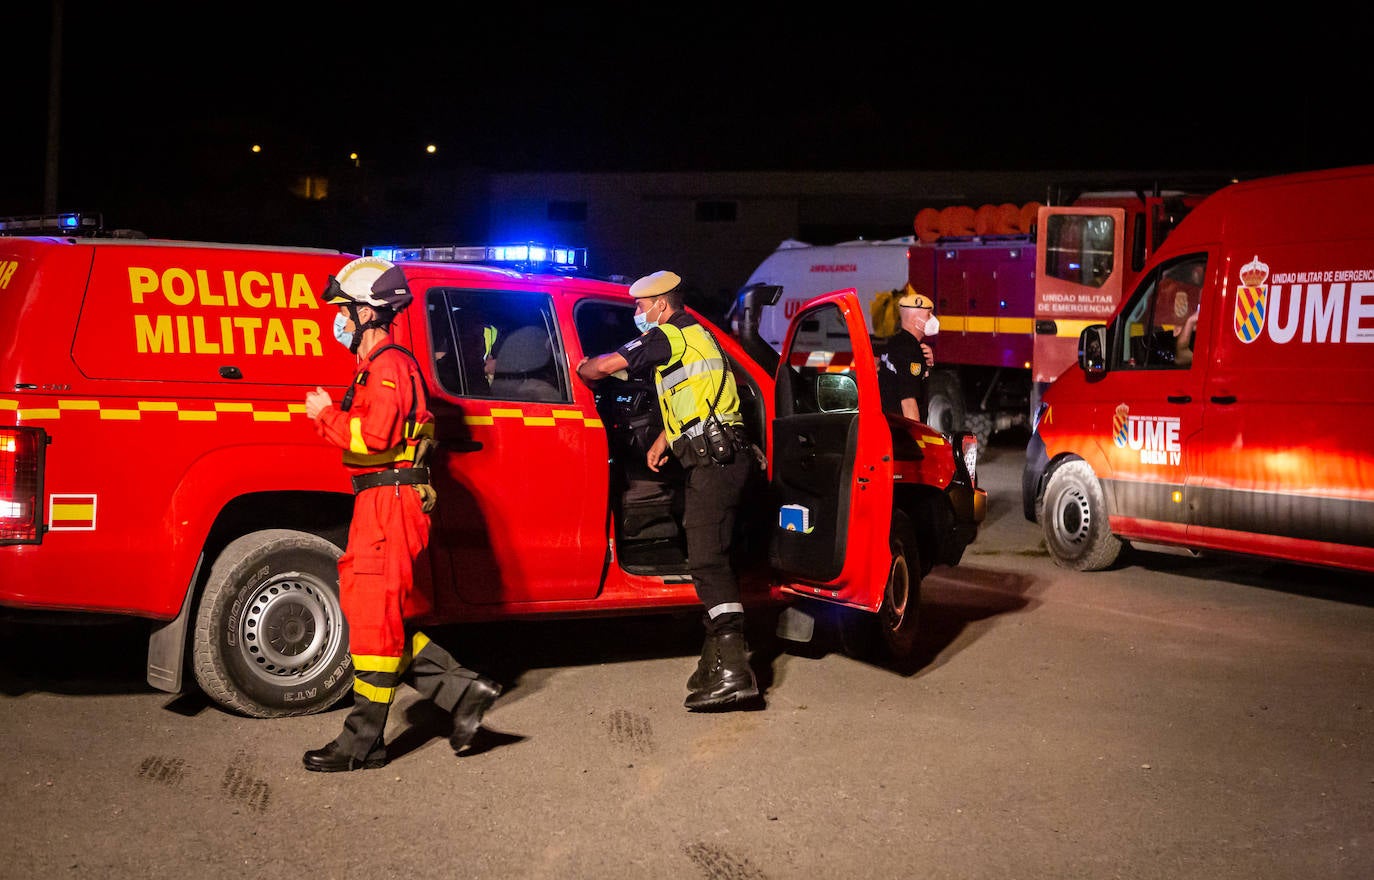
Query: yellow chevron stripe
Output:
[[1, 398, 306, 422]]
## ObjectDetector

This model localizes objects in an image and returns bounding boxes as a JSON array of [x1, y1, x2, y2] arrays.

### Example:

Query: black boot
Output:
[[303, 738, 386, 772], [450, 676, 502, 753], [687, 631, 723, 691], [684, 632, 760, 711]]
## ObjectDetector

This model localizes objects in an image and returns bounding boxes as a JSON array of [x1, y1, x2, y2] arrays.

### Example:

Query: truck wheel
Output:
[[925, 372, 965, 436], [839, 512, 922, 662], [1041, 460, 1122, 571], [192, 529, 352, 718]]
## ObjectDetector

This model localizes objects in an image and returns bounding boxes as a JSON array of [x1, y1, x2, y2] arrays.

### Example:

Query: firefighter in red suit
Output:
[[302, 256, 501, 772]]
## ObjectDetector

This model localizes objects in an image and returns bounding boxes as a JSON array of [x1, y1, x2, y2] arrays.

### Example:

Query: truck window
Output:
[[1111, 255, 1206, 370], [1044, 213, 1116, 288], [782, 302, 858, 415], [426, 288, 567, 402], [572, 299, 639, 357]]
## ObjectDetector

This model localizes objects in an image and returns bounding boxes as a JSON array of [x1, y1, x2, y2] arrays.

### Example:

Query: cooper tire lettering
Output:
[[191, 529, 350, 718]]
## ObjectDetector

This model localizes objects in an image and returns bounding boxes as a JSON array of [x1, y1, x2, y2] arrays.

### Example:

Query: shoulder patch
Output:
[[909, 363, 922, 377]]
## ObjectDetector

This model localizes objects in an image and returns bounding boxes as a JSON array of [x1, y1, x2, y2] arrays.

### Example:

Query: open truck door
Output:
[[768, 289, 894, 613]]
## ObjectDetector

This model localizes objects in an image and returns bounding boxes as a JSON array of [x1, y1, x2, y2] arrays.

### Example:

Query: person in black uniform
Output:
[[575, 270, 761, 712], [877, 284, 939, 421]]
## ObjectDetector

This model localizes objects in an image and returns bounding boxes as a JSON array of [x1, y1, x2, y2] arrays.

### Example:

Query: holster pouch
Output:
[[703, 415, 736, 465]]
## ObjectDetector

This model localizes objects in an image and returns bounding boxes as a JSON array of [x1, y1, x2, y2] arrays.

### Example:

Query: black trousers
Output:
[[680, 452, 753, 631]]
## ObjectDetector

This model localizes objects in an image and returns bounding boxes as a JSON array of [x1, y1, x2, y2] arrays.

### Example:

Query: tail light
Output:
[[0, 426, 46, 544], [959, 432, 979, 486]]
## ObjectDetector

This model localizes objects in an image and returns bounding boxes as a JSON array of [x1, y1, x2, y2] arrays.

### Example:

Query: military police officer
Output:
[[877, 283, 939, 421], [576, 270, 760, 711]]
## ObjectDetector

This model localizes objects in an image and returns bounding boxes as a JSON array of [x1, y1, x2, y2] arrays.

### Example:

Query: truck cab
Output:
[[1, 225, 985, 718]]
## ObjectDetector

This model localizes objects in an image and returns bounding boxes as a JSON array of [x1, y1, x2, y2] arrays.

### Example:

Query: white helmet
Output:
[[322, 256, 413, 311]]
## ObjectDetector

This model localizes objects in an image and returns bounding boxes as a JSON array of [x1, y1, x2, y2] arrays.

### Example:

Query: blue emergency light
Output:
[[364, 241, 588, 271], [0, 212, 102, 235]]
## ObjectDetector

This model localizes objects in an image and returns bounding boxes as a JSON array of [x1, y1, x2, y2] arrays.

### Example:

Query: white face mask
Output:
[[333, 312, 354, 349], [634, 299, 660, 333], [923, 315, 940, 337]]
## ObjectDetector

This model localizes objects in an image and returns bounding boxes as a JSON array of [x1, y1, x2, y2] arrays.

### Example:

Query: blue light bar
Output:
[[363, 242, 588, 271], [0, 211, 103, 235]]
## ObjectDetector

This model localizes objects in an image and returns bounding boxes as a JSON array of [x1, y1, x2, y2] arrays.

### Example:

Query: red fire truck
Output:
[[909, 182, 1225, 447], [748, 182, 1229, 449], [0, 215, 984, 718]]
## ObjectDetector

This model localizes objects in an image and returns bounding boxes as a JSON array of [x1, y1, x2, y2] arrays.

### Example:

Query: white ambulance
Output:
[[748, 237, 913, 349]]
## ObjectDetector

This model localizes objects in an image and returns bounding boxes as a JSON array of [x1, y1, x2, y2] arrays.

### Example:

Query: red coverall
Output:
[[315, 337, 477, 760]]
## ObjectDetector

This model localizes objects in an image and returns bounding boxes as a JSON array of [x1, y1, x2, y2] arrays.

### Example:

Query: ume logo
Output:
[[1112, 403, 1181, 466], [1234, 254, 1374, 345]]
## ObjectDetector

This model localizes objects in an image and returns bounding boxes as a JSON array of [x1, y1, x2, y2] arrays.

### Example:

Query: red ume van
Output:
[[1024, 165, 1374, 574]]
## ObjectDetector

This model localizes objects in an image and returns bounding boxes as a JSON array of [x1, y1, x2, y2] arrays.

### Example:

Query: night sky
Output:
[[5, 4, 1370, 232]]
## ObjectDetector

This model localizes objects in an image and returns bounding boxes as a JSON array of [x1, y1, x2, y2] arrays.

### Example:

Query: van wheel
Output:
[[192, 530, 352, 718], [839, 512, 922, 662], [925, 372, 964, 436], [1041, 460, 1122, 571]]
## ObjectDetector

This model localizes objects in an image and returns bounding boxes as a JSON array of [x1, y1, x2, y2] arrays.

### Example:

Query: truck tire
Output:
[[925, 371, 965, 437], [839, 511, 922, 662], [1041, 460, 1123, 571], [192, 529, 352, 718]]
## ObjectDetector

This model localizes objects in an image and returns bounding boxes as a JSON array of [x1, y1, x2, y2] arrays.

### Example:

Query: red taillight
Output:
[[0, 426, 45, 544]]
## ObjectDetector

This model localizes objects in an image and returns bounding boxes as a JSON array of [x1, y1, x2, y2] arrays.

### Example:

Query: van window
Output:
[[1112, 255, 1206, 370], [426, 289, 568, 402], [1044, 213, 1116, 288]]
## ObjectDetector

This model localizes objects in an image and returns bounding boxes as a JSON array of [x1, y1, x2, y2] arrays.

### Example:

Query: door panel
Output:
[[769, 290, 893, 610]]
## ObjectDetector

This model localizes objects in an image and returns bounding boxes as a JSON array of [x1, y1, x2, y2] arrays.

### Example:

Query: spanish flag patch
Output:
[[50, 493, 97, 530]]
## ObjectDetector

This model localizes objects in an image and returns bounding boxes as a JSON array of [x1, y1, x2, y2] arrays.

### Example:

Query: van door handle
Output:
[[1167, 395, 1191, 404], [1210, 395, 1237, 405]]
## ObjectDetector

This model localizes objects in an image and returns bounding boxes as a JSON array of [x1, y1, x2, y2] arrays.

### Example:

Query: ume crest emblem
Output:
[[1233, 255, 1270, 344]]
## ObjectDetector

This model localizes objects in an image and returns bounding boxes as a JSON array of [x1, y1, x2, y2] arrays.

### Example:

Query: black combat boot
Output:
[[302, 737, 387, 772], [450, 676, 502, 753], [687, 631, 723, 691], [684, 631, 760, 711]]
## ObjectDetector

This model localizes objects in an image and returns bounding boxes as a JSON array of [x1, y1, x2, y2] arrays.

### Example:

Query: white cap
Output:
[[629, 270, 681, 299]]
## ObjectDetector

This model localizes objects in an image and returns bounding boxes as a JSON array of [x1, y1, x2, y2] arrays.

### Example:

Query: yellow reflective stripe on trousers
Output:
[[411, 632, 431, 655], [352, 653, 406, 673], [353, 678, 397, 704]]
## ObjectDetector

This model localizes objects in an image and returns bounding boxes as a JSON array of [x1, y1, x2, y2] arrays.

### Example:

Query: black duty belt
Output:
[[351, 466, 431, 494]]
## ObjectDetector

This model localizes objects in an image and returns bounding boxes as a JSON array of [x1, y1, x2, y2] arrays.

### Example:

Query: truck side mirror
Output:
[[1079, 325, 1107, 374], [728, 282, 783, 376], [817, 373, 858, 412]]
